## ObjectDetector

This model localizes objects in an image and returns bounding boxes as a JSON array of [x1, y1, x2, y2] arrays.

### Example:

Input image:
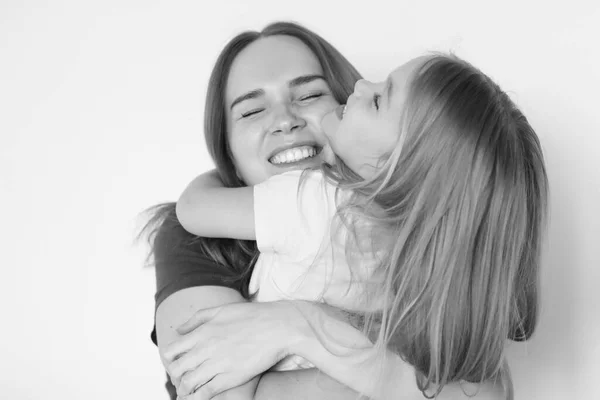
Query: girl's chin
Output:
[[320, 144, 336, 165], [320, 109, 341, 141]]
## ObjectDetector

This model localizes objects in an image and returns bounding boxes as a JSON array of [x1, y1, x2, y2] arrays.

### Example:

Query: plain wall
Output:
[[1, 1, 598, 399]]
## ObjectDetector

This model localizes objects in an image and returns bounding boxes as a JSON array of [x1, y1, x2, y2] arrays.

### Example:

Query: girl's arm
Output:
[[176, 170, 255, 240]]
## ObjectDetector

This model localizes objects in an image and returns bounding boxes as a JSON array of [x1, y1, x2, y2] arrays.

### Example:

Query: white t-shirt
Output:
[[251, 170, 381, 370]]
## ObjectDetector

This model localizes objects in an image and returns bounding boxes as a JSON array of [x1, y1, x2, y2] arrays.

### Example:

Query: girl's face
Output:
[[225, 35, 339, 186], [321, 56, 427, 179]]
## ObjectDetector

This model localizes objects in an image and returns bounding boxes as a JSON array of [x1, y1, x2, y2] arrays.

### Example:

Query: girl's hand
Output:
[[161, 301, 307, 399]]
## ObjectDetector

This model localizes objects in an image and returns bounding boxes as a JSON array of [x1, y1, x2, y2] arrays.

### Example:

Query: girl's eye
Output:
[[241, 109, 264, 118], [372, 94, 381, 110], [299, 92, 324, 102]]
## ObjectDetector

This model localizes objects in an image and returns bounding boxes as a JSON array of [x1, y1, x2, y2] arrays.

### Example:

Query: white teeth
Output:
[[342, 105, 347, 117], [270, 145, 317, 165]]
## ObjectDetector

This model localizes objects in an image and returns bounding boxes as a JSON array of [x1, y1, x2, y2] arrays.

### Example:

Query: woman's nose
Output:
[[271, 104, 305, 135]]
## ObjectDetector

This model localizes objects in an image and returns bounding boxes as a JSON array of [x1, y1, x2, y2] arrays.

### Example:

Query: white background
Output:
[[1, 1, 598, 399]]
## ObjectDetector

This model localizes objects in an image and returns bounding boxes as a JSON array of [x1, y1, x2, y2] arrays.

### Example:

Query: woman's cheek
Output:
[[229, 121, 264, 154], [304, 99, 338, 123], [321, 98, 340, 115], [309, 101, 339, 131]]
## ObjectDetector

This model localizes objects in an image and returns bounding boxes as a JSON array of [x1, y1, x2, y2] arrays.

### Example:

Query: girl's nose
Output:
[[353, 79, 374, 98]]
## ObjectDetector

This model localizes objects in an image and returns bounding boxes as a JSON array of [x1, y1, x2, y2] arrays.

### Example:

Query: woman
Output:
[[145, 22, 542, 400], [145, 21, 367, 400]]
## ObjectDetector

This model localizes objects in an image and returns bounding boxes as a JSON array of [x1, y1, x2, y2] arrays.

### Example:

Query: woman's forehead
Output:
[[225, 36, 324, 100]]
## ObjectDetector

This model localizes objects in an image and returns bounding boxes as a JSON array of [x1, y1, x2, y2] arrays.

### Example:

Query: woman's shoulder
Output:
[[146, 202, 244, 291], [148, 202, 215, 261]]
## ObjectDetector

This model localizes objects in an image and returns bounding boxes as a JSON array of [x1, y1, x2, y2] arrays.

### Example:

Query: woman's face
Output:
[[225, 35, 339, 186], [321, 56, 427, 178]]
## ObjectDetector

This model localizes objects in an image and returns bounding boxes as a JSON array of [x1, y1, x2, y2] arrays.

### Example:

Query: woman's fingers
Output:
[[167, 347, 210, 387], [177, 307, 219, 335], [162, 340, 191, 366], [177, 365, 219, 397], [169, 302, 298, 398], [180, 374, 230, 400], [162, 326, 205, 365]]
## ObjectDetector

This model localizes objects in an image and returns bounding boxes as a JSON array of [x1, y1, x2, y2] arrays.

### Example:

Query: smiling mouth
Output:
[[269, 145, 321, 165]]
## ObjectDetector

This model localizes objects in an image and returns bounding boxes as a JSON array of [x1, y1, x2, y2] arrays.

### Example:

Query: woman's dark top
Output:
[[149, 208, 247, 399]]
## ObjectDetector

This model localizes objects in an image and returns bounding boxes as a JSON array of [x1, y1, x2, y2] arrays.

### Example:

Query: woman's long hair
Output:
[[326, 54, 548, 398], [141, 21, 362, 297]]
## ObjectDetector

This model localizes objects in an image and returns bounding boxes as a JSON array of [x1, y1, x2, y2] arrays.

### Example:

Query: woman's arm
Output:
[[164, 300, 417, 399], [277, 302, 505, 400], [157, 287, 361, 400], [288, 301, 418, 399], [176, 170, 255, 240], [276, 303, 504, 400], [148, 202, 359, 399], [254, 369, 359, 400], [166, 301, 505, 400], [155, 286, 260, 399]]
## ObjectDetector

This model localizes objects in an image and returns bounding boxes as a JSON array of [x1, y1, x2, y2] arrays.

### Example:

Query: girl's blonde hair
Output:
[[325, 54, 548, 398]]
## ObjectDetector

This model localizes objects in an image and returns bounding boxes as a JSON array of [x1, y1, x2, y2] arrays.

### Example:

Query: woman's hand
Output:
[[161, 301, 308, 399]]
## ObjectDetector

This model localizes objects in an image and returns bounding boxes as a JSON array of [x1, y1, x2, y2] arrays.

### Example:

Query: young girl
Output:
[[175, 53, 548, 399]]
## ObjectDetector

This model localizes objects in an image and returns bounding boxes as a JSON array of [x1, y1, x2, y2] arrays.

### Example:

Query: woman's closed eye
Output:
[[372, 94, 381, 110], [241, 108, 265, 118], [240, 92, 326, 118], [298, 92, 325, 103]]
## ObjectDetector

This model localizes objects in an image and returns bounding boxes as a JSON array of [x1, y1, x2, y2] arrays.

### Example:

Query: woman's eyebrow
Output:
[[288, 74, 326, 88], [230, 89, 264, 110]]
